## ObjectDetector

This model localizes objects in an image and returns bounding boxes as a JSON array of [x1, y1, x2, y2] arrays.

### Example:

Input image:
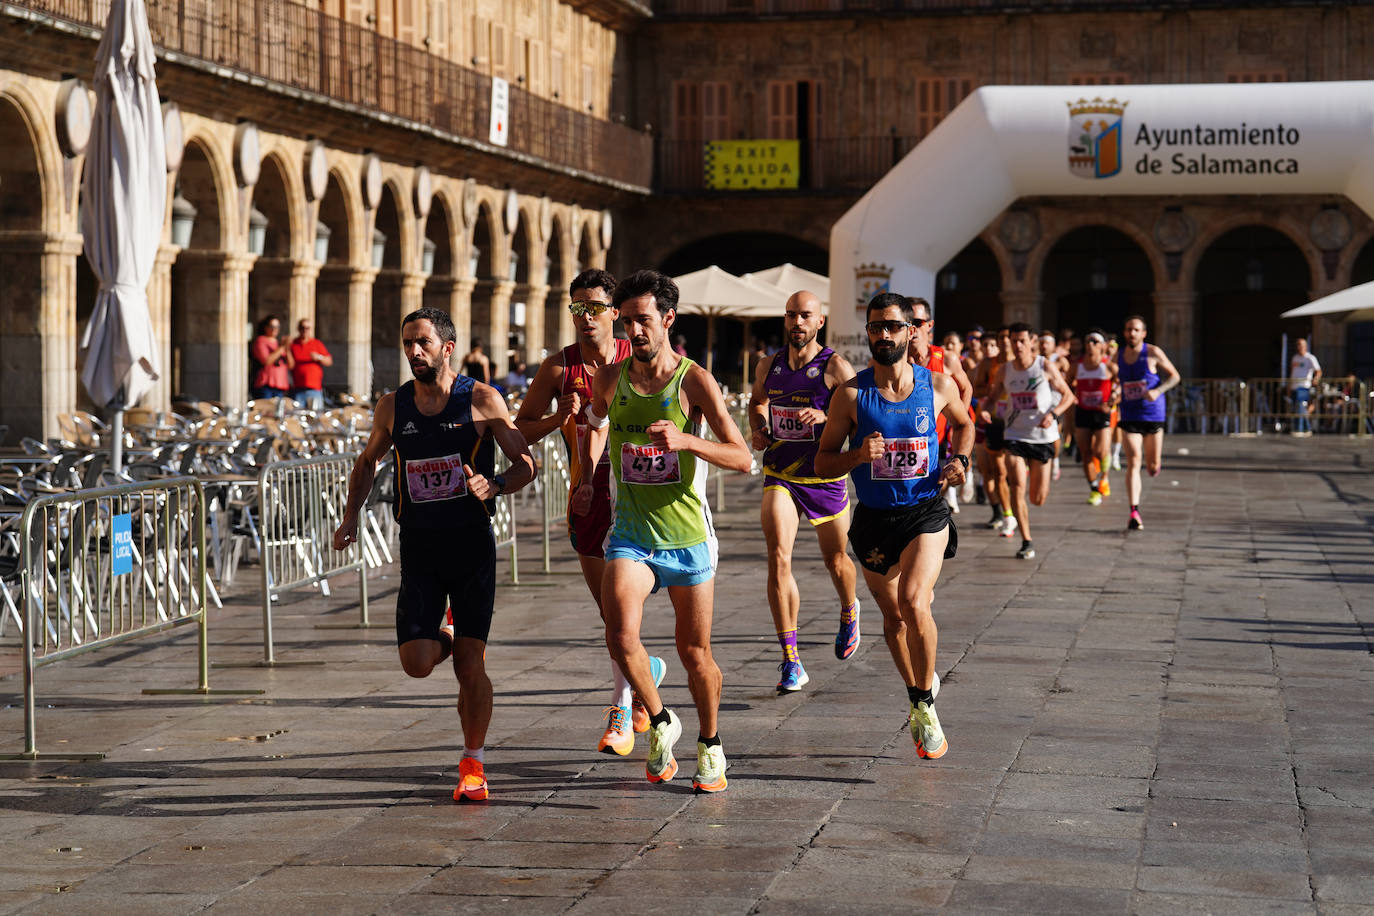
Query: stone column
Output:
[[220, 254, 255, 409], [1152, 289, 1197, 378], [146, 244, 178, 412], [173, 250, 252, 406], [449, 276, 475, 367], [289, 260, 320, 334], [44, 234, 83, 440], [547, 286, 574, 352], [486, 279, 516, 378], [347, 266, 378, 398], [517, 282, 550, 366], [1000, 288, 1042, 327]]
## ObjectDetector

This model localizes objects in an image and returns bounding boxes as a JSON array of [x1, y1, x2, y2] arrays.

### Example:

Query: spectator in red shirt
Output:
[[251, 315, 293, 400], [289, 318, 333, 410]]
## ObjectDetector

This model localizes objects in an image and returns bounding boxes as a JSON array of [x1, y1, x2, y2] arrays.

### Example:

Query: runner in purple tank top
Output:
[[747, 291, 859, 694], [1117, 315, 1180, 531]]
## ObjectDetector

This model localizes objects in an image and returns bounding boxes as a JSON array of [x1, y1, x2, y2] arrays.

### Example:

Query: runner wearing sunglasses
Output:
[[516, 269, 668, 757]]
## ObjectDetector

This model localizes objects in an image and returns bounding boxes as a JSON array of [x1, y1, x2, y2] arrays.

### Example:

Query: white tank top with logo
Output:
[[1002, 355, 1058, 444]]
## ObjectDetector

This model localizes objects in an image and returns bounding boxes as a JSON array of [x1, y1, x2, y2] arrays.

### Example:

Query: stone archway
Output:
[[246, 153, 299, 339], [1196, 226, 1311, 378], [544, 215, 571, 355], [315, 168, 367, 397], [0, 93, 61, 439], [468, 201, 502, 381], [934, 236, 1004, 338], [1041, 225, 1157, 340], [169, 137, 236, 402], [370, 183, 406, 391]]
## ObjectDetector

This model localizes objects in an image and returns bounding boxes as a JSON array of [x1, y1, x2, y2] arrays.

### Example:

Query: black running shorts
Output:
[[1076, 409, 1111, 431], [397, 525, 495, 645], [986, 418, 1006, 451], [849, 496, 956, 575], [1003, 439, 1056, 465], [1119, 420, 1165, 435]]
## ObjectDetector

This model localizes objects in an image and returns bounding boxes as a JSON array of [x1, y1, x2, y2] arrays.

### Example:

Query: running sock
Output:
[[699, 734, 721, 748], [840, 601, 858, 624], [1131, 504, 1139, 513], [907, 685, 935, 706], [463, 746, 484, 763], [649, 709, 671, 729], [1002, 508, 1014, 517], [777, 628, 799, 663], [610, 659, 633, 709]]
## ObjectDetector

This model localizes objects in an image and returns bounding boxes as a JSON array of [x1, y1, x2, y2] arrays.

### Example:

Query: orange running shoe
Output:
[[598, 706, 634, 756], [453, 756, 488, 802], [1098, 477, 1110, 498]]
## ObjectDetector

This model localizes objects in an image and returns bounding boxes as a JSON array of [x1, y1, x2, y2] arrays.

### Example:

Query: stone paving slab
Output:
[[0, 434, 1371, 914]]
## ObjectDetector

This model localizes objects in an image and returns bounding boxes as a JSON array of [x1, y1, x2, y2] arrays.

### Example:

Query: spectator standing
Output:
[[1288, 337, 1322, 436], [461, 339, 492, 384], [289, 318, 333, 410], [250, 315, 293, 400]]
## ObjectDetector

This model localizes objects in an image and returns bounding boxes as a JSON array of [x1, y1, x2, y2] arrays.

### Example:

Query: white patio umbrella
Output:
[[79, 0, 166, 474], [746, 263, 831, 306], [672, 266, 784, 379], [1280, 282, 1374, 323]]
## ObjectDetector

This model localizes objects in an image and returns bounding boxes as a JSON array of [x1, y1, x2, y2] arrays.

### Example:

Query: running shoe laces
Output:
[[646, 709, 681, 783], [909, 701, 948, 759], [776, 659, 809, 693], [597, 705, 634, 757], [835, 602, 861, 660], [692, 741, 728, 793]]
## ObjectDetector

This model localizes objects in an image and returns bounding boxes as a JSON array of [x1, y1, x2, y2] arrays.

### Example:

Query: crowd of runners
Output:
[[331, 268, 1179, 802]]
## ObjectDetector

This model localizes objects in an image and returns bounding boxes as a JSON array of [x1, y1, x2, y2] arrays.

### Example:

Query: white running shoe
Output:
[[1000, 514, 1018, 538], [944, 487, 959, 513]]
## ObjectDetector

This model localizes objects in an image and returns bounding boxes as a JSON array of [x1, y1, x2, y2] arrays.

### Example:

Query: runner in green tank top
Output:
[[573, 270, 752, 794]]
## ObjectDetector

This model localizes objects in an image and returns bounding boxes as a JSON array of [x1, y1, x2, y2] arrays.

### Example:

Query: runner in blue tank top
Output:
[[747, 290, 860, 694], [1117, 315, 1180, 531], [334, 307, 535, 804], [816, 293, 974, 762]]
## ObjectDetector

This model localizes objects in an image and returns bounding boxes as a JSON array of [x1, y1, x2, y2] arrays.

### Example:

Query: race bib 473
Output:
[[620, 443, 681, 485]]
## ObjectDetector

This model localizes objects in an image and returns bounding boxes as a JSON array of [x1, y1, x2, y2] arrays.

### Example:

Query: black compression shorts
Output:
[[1003, 439, 1056, 465], [397, 525, 496, 645], [1076, 409, 1111, 431]]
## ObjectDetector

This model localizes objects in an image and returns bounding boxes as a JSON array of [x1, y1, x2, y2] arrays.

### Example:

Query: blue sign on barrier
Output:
[[112, 513, 133, 576]]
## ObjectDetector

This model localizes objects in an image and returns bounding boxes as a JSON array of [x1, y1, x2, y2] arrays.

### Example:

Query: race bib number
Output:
[[405, 454, 467, 502], [620, 443, 681, 485], [1079, 389, 1104, 409], [871, 437, 929, 480], [770, 405, 814, 441], [1123, 380, 1148, 401], [1011, 390, 1039, 412], [994, 399, 1008, 419]]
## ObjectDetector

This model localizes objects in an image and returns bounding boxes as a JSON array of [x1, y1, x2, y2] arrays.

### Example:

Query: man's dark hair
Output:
[[1124, 314, 1148, 329], [612, 269, 679, 314], [997, 325, 1010, 334], [570, 268, 616, 299], [1008, 321, 1035, 336], [402, 307, 456, 344], [1039, 329, 1056, 339], [866, 292, 914, 323], [905, 296, 932, 320]]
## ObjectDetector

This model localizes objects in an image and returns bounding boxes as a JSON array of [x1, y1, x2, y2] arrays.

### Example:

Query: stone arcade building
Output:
[[4, 0, 1374, 440]]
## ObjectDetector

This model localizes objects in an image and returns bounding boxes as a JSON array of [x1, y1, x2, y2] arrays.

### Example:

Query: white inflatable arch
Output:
[[828, 81, 1374, 365]]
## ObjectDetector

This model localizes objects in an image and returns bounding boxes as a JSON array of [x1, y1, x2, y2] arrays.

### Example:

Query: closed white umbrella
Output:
[[79, 0, 166, 474]]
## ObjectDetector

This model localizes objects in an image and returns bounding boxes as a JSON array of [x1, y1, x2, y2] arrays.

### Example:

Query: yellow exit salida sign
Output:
[[704, 140, 800, 190]]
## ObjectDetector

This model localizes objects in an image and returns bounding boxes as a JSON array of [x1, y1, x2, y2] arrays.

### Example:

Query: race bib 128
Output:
[[871, 437, 929, 480]]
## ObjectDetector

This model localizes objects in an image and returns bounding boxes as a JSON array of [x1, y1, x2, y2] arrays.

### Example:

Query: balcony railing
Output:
[[658, 136, 919, 192], [7, 0, 653, 190], [653, 0, 1364, 14]]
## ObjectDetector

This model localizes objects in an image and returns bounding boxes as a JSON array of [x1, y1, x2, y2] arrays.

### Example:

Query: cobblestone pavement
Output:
[[1, 435, 1371, 914]]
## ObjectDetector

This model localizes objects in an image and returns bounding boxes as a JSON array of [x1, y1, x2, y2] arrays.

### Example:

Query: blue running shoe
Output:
[[777, 659, 809, 693], [632, 655, 668, 733], [835, 601, 861, 660]]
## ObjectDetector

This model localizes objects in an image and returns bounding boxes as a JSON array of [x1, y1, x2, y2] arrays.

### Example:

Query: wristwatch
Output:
[[951, 453, 970, 470], [491, 474, 507, 496]]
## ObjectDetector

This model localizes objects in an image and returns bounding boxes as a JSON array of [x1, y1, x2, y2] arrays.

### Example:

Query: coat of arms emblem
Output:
[[1067, 97, 1127, 179]]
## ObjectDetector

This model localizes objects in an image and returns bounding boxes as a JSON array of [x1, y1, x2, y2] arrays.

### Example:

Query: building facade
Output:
[[1, 0, 649, 439], [619, 1, 1374, 381], [4, 0, 1374, 440]]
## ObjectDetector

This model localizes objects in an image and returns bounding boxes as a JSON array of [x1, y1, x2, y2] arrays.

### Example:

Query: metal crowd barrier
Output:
[[2, 477, 260, 761], [1165, 378, 1371, 437], [492, 447, 520, 584], [245, 454, 374, 666], [539, 437, 573, 574], [703, 405, 758, 512]]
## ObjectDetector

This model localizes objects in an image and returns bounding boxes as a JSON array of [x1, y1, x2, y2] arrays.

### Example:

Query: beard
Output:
[[788, 328, 815, 350], [869, 339, 905, 366], [411, 360, 440, 383], [631, 336, 658, 362]]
